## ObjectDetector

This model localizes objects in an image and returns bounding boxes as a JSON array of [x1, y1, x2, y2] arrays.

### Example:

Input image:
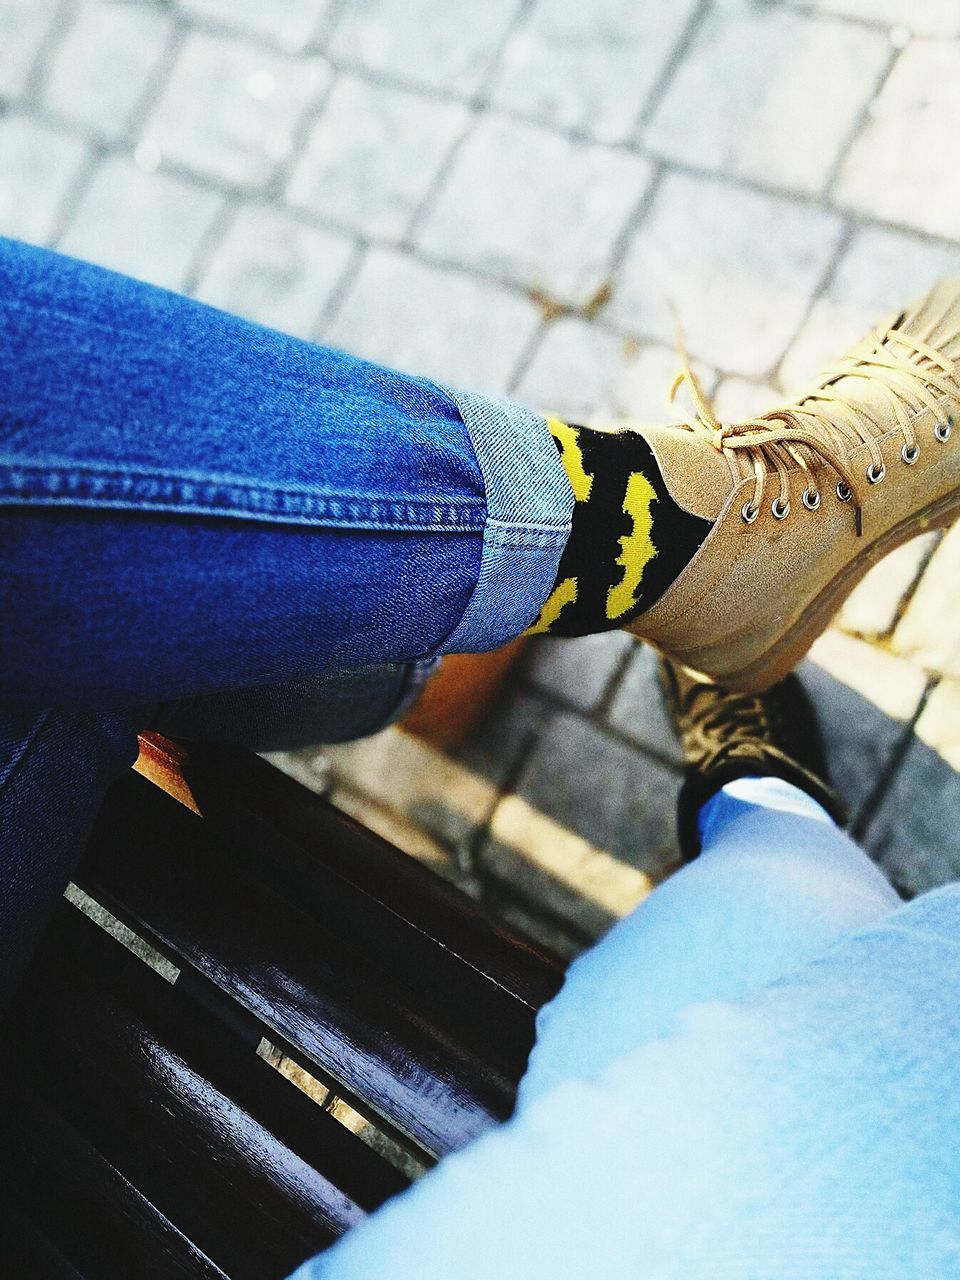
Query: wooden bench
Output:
[[2, 739, 564, 1279]]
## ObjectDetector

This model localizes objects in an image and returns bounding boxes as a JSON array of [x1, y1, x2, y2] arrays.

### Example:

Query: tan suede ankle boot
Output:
[[628, 277, 960, 690]]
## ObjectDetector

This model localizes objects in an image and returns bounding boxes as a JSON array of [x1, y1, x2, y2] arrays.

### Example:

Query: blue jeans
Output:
[[0, 237, 571, 707], [0, 234, 572, 1004]]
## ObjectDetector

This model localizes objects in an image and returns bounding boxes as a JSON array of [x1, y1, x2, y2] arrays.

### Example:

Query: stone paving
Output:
[[2, 0, 959, 956]]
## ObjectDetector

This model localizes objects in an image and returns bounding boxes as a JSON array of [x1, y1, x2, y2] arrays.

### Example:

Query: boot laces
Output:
[[669, 316, 960, 536], [684, 681, 777, 753]]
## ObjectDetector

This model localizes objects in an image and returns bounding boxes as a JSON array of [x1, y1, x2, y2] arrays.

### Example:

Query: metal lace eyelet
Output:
[[771, 497, 790, 520], [866, 461, 886, 484], [741, 501, 759, 525], [802, 488, 821, 511], [901, 443, 920, 465], [836, 482, 852, 502], [935, 420, 952, 443]]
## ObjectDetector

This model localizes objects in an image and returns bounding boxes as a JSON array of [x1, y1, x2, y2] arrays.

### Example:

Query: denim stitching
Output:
[[485, 516, 572, 547], [0, 297, 162, 347], [0, 462, 488, 531], [439, 386, 575, 531]]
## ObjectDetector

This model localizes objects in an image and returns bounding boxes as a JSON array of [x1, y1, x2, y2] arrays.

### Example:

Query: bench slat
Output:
[[0, 1085, 228, 1280], [3, 901, 408, 1280], [183, 743, 563, 1020], [79, 770, 520, 1156], [7, 1205, 86, 1280]]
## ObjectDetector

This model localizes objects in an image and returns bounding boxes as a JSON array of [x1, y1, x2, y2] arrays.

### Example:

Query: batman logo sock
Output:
[[526, 417, 712, 636]]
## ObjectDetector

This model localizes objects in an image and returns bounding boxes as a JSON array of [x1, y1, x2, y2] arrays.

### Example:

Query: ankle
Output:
[[526, 418, 712, 637], [681, 755, 847, 863]]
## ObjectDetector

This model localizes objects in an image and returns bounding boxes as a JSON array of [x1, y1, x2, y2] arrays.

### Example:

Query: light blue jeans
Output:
[[297, 780, 960, 1280]]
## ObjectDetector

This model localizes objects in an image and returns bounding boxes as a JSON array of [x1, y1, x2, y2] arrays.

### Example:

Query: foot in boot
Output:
[[529, 278, 960, 690], [658, 657, 847, 861]]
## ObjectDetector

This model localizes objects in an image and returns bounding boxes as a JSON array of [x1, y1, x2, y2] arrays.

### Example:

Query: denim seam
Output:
[[484, 518, 570, 548], [0, 462, 487, 531], [387, 656, 443, 726], [0, 708, 53, 794], [0, 297, 161, 347]]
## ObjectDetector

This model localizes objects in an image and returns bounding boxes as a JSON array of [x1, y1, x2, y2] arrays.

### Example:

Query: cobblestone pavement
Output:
[[3, 0, 959, 956]]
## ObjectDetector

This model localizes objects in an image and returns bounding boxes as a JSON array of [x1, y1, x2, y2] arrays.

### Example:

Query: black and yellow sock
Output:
[[527, 417, 712, 636]]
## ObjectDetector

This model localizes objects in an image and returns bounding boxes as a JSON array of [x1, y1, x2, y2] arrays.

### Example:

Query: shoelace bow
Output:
[[668, 316, 960, 536]]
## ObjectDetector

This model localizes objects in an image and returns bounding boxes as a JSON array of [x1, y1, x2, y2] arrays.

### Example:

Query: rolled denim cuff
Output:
[[434, 389, 573, 654]]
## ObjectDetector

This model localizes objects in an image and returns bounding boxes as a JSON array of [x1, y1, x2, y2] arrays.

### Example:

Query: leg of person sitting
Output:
[[6, 236, 960, 709], [288, 668, 957, 1280], [520, 661, 900, 1104], [0, 234, 570, 1007], [519, 773, 898, 1107], [0, 235, 572, 714]]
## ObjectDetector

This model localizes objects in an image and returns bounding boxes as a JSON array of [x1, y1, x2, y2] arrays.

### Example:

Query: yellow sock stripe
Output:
[[525, 576, 578, 634], [546, 415, 593, 502], [606, 471, 658, 621]]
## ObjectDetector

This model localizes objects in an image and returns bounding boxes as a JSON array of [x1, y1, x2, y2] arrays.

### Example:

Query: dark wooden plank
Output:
[[78, 769, 529, 1156], [181, 742, 564, 1019], [0, 1085, 228, 1280], [4, 901, 407, 1280], [6, 1204, 87, 1280]]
